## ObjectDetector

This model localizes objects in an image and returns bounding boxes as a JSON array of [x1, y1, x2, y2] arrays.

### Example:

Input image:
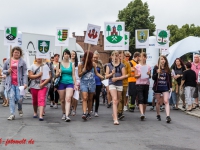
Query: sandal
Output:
[[186, 109, 192, 112]]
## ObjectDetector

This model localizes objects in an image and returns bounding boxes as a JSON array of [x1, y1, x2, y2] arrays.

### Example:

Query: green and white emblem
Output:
[[38, 40, 50, 54]]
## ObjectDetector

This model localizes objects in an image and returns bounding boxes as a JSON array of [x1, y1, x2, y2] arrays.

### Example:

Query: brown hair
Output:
[[83, 51, 93, 71], [158, 55, 171, 73], [133, 52, 140, 58], [12, 46, 22, 57]]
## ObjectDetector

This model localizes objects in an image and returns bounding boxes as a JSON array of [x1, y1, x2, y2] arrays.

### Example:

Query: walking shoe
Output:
[[157, 115, 161, 121], [72, 110, 76, 116], [65, 116, 71, 122], [160, 106, 164, 112], [94, 112, 99, 117], [129, 107, 135, 112], [7, 115, 15, 120], [82, 113, 87, 120], [86, 113, 91, 119], [18, 110, 23, 117], [150, 106, 154, 111], [54, 104, 58, 109], [166, 116, 171, 123], [140, 114, 145, 121], [124, 106, 128, 111], [39, 118, 44, 121], [107, 103, 111, 108], [50, 102, 53, 108], [118, 113, 125, 120], [61, 114, 66, 120]]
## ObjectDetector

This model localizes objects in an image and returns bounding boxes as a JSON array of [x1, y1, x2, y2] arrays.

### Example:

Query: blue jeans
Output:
[[7, 85, 24, 115], [170, 91, 177, 105]]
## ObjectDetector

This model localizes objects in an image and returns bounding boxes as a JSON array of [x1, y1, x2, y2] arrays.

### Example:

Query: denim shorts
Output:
[[80, 80, 96, 93], [58, 83, 74, 90]]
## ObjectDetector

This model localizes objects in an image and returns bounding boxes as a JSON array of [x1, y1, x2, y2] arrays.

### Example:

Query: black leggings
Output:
[[49, 86, 59, 103], [93, 85, 102, 112]]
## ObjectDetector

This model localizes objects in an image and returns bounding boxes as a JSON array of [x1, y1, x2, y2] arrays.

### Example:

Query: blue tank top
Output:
[[95, 67, 102, 85], [60, 62, 73, 84]]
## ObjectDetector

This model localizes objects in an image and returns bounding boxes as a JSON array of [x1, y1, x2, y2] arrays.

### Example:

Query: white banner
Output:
[[55, 27, 69, 46], [36, 40, 50, 59], [135, 29, 149, 49], [161, 48, 169, 56], [4, 26, 18, 46], [124, 32, 130, 50], [84, 24, 101, 45], [155, 29, 170, 49], [104, 22, 125, 50]]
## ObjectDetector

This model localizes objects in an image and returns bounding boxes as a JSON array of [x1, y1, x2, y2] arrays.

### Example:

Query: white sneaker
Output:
[[61, 114, 66, 120], [50, 102, 53, 108], [94, 112, 99, 117], [54, 104, 58, 109], [7, 115, 15, 120], [65, 116, 71, 122], [124, 106, 128, 111], [18, 110, 23, 117]]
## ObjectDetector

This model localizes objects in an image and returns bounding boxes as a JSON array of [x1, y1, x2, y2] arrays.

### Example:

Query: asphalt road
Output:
[[0, 99, 200, 150]]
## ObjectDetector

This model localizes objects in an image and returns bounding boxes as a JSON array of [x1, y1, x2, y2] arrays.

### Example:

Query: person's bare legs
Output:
[[39, 106, 44, 119], [82, 92, 88, 113], [33, 106, 38, 116], [106, 86, 111, 104], [109, 89, 118, 121], [88, 93, 94, 113], [162, 92, 170, 116], [58, 90, 66, 114], [65, 88, 74, 117], [155, 94, 161, 116], [139, 104, 144, 114]]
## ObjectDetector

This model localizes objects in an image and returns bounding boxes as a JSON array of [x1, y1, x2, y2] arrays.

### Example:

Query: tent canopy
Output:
[[167, 36, 200, 66]]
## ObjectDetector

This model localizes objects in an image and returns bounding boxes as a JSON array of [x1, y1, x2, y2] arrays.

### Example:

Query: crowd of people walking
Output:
[[1, 46, 200, 125]]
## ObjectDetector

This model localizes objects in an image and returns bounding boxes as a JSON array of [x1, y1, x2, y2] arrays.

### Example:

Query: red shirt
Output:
[[11, 59, 19, 85]]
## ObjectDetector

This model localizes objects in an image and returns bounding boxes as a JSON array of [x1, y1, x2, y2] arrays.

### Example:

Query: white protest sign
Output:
[[36, 40, 50, 59], [155, 29, 170, 49], [135, 29, 149, 49], [84, 24, 101, 45], [55, 27, 69, 46], [4, 26, 18, 46], [104, 22, 125, 50], [124, 32, 130, 50], [161, 48, 169, 55]]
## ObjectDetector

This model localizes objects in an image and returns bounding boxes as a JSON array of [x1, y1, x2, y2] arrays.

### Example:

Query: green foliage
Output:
[[158, 30, 168, 43], [117, 0, 156, 54], [167, 24, 200, 46], [106, 25, 111, 36], [117, 25, 122, 35], [6, 28, 10, 34]]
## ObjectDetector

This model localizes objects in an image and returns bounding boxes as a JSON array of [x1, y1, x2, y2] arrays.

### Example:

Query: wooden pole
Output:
[[60, 46, 63, 61], [10, 45, 12, 77], [158, 49, 161, 78], [84, 44, 91, 69], [141, 49, 143, 53], [113, 50, 116, 78]]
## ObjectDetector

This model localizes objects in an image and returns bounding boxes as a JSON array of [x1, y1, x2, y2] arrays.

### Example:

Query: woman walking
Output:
[[56, 49, 77, 122], [3, 46, 27, 120], [153, 55, 172, 123], [92, 51, 105, 117], [28, 58, 51, 121], [135, 52, 151, 120], [105, 51, 126, 125], [71, 50, 79, 116], [78, 51, 104, 121]]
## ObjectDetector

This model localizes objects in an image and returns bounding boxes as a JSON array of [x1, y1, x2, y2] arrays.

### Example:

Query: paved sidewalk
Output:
[[178, 102, 200, 118]]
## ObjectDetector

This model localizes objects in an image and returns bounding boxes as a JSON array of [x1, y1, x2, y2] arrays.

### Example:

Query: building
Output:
[[72, 31, 111, 64]]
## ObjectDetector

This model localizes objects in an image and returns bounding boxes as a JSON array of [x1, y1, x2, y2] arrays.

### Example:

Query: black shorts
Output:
[[136, 84, 149, 104], [154, 90, 169, 94]]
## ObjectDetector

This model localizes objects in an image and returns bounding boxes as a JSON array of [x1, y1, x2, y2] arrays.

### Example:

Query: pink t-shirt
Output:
[[191, 62, 200, 82], [135, 64, 151, 85], [11, 59, 19, 85]]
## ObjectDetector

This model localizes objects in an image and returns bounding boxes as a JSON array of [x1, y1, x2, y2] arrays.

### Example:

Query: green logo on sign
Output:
[[124, 34, 128, 45], [5, 27, 17, 41], [38, 40, 50, 54], [57, 29, 68, 41], [137, 30, 148, 43], [106, 25, 123, 44], [157, 30, 168, 45]]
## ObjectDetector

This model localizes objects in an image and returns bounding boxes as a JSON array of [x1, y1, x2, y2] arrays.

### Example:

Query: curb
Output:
[[178, 106, 200, 118]]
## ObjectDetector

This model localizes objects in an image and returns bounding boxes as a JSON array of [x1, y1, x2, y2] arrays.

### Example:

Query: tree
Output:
[[117, 0, 156, 53], [106, 25, 111, 36], [6, 28, 10, 34], [58, 30, 62, 40], [158, 30, 168, 43], [117, 25, 122, 36]]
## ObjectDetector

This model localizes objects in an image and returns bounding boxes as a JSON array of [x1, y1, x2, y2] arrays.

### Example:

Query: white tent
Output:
[[167, 36, 200, 66]]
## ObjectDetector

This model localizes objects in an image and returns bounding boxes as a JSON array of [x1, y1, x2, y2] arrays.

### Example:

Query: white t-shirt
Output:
[[28, 64, 50, 89]]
